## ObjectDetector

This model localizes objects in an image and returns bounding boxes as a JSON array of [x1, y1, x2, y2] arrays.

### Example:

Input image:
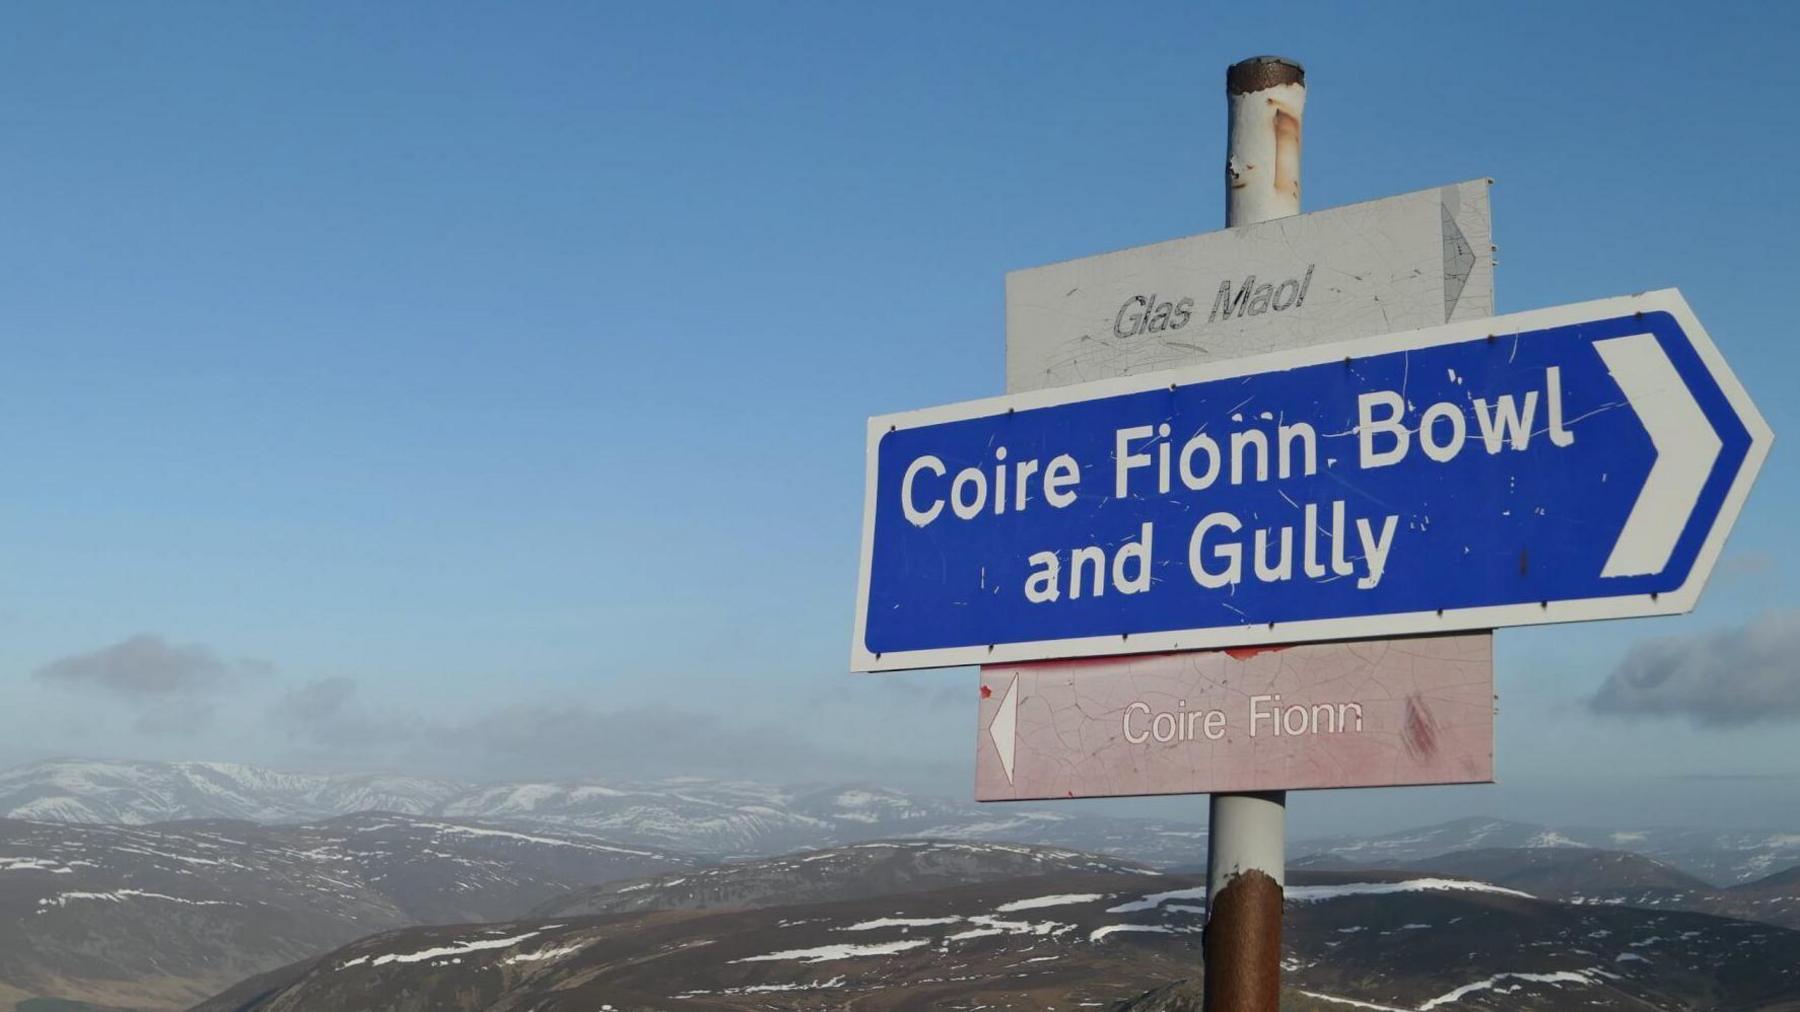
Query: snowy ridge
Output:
[[1301, 968, 1618, 1012], [0, 759, 464, 826], [8, 761, 1800, 882], [0, 759, 1209, 862], [1296, 815, 1800, 885]]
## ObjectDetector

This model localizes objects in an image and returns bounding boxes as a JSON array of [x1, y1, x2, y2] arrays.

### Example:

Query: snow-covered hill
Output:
[[0, 759, 1211, 864], [1293, 815, 1800, 885], [7, 761, 1798, 884], [435, 779, 963, 856], [0, 759, 463, 825]]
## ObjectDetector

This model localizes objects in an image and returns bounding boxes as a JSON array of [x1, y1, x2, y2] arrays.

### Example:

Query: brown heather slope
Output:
[[196, 870, 1800, 1012], [530, 838, 1158, 918], [0, 814, 692, 1010]]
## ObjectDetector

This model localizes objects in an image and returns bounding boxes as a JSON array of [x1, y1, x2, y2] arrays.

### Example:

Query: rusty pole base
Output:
[[1202, 868, 1283, 1012]]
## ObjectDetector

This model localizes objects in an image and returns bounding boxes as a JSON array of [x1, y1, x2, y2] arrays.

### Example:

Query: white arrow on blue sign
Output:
[[852, 290, 1771, 672]]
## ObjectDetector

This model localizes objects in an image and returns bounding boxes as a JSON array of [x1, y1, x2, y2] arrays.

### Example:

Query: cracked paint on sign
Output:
[[1004, 181, 1495, 395], [974, 634, 1493, 801]]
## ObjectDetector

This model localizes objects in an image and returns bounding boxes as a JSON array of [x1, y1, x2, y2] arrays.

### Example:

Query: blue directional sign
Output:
[[852, 290, 1770, 671]]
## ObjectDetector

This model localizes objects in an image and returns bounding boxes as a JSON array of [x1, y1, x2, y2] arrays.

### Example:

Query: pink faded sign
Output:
[[976, 635, 1493, 801]]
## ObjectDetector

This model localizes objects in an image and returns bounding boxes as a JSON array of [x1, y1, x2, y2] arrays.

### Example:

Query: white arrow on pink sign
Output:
[[976, 635, 1493, 802]]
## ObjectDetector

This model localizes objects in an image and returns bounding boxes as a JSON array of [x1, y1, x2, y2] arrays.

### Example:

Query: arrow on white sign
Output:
[[1597, 333, 1724, 578], [988, 675, 1018, 785]]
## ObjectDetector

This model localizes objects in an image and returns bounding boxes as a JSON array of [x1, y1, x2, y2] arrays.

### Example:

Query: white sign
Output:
[[976, 637, 1494, 800], [1005, 180, 1493, 394]]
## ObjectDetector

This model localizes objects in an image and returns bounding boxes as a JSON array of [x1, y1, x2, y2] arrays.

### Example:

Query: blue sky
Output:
[[2, 2, 1796, 834]]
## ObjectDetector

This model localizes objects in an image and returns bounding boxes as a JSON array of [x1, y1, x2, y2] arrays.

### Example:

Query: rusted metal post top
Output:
[[1226, 56, 1305, 95], [1225, 55, 1306, 227]]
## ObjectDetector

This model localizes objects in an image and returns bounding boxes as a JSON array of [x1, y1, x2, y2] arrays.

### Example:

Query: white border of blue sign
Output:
[[851, 289, 1771, 672]]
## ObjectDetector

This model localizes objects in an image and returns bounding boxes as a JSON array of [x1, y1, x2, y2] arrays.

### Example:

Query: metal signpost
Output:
[[848, 56, 1771, 1012], [997, 60, 1495, 1011], [1204, 60, 1308, 1009]]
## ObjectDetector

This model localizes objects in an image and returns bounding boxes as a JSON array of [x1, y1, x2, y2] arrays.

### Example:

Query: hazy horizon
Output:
[[5, 747, 1799, 843]]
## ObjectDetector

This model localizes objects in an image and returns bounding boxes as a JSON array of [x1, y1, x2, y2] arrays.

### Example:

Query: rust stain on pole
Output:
[[1270, 99, 1302, 202], [1225, 56, 1306, 225], [1202, 868, 1283, 1012]]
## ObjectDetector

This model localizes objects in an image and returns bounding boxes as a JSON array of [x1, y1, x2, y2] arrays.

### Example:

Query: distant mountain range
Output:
[[1296, 815, 1800, 886], [5, 759, 1797, 885], [0, 758, 1215, 864], [1297, 844, 1800, 932]]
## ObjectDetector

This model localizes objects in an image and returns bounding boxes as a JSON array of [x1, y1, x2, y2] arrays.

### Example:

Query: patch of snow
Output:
[[1303, 969, 1610, 1012], [410, 821, 654, 856], [368, 931, 541, 966], [501, 942, 587, 965], [734, 939, 930, 964], [1299, 991, 1409, 1012], [0, 857, 74, 873], [995, 893, 1105, 912], [1287, 879, 1534, 903], [1090, 923, 1199, 942], [842, 916, 963, 931], [37, 889, 235, 910], [1109, 878, 1531, 917], [941, 915, 1074, 944], [1420, 970, 1604, 1009], [679, 975, 847, 996], [1108, 886, 1208, 913]]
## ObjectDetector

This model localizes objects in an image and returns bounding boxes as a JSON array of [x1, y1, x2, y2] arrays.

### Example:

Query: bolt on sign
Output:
[[851, 290, 1769, 672], [976, 635, 1494, 802]]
